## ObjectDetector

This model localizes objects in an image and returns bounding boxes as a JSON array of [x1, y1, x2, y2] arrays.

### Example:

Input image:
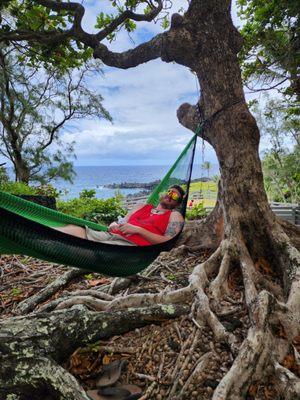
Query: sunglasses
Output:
[[165, 189, 181, 202]]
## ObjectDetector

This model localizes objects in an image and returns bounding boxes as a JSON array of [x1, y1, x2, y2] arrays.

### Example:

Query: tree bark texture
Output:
[[0, 304, 189, 399]]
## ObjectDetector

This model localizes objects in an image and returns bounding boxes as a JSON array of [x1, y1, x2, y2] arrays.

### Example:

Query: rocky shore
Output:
[[105, 180, 161, 190], [105, 177, 209, 193]]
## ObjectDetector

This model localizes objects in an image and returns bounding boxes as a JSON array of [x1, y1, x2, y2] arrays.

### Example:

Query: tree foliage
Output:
[[0, 0, 94, 70], [0, 0, 172, 69], [0, 46, 111, 184], [254, 97, 300, 202], [1, 3, 300, 400], [201, 161, 212, 179], [57, 194, 126, 225], [237, 0, 300, 100], [263, 147, 300, 203]]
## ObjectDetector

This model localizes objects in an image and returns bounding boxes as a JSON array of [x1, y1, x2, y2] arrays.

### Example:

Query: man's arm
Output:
[[108, 203, 145, 231], [118, 211, 184, 244], [164, 212, 185, 239]]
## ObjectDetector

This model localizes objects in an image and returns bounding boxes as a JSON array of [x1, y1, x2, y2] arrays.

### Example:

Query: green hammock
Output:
[[0, 134, 197, 277]]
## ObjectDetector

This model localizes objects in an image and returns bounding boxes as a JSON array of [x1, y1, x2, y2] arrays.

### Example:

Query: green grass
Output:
[[189, 181, 217, 193], [188, 180, 217, 208]]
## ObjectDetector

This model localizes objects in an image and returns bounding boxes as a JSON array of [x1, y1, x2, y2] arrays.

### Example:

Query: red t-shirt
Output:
[[111, 204, 172, 246]]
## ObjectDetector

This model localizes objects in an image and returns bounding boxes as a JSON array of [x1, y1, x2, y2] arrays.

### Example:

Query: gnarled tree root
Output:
[[0, 304, 189, 399], [2, 219, 299, 399], [15, 267, 85, 315]]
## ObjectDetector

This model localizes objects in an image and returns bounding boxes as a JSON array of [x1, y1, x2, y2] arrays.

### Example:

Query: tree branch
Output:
[[96, 1, 163, 41], [93, 33, 164, 69], [0, 1, 171, 71]]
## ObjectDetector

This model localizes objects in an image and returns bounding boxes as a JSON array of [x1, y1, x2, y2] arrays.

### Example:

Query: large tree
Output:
[[0, 1, 299, 399]]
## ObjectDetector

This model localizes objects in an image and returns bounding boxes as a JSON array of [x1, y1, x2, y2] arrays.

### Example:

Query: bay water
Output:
[[53, 165, 219, 200]]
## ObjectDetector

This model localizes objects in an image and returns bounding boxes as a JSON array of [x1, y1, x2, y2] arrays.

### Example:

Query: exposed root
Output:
[[282, 241, 300, 339], [0, 356, 90, 400], [47, 290, 115, 312], [67, 289, 115, 301], [212, 291, 275, 399], [189, 247, 233, 344], [0, 304, 190, 398], [36, 277, 131, 313], [3, 217, 299, 399], [273, 361, 300, 400], [109, 285, 194, 310], [56, 295, 110, 311], [15, 268, 85, 315], [209, 241, 232, 304], [238, 242, 258, 307]]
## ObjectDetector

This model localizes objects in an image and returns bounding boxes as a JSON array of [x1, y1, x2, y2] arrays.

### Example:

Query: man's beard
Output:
[[159, 199, 175, 210]]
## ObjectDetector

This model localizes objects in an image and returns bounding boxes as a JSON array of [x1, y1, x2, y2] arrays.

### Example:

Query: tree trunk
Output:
[[15, 158, 30, 184], [172, 0, 297, 275]]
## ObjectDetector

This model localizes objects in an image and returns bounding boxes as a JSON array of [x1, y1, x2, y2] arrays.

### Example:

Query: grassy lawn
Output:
[[189, 181, 218, 193], [202, 199, 216, 207], [189, 181, 217, 207], [190, 181, 218, 207]]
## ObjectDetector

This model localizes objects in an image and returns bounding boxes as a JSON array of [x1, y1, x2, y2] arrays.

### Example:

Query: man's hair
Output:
[[170, 185, 185, 203]]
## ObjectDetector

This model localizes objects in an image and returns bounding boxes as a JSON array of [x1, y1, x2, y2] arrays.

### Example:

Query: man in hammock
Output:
[[54, 185, 185, 246]]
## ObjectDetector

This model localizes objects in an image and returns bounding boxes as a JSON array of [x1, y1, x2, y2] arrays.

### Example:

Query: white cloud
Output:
[[61, 0, 215, 166], [0, 1, 253, 170], [61, 57, 206, 165]]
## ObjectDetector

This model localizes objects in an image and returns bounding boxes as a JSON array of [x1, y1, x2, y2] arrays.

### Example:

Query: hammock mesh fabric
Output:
[[0, 134, 197, 276]]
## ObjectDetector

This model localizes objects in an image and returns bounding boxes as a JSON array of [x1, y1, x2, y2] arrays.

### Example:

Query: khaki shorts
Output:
[[85, 226, 137, 246]]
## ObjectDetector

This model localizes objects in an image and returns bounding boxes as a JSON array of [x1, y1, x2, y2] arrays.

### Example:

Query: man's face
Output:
[[159, 188, 182, 209]]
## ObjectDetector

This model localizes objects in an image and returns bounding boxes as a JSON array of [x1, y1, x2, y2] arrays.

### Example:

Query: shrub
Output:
[[186, 202, 208, 220], [79, 189, 96, 199], [0, 166, 9, 184], [0, 181, 38, 195], [34, 184, 61, 198], [57, 196, 126, 225], [0, 181, 61, 198]]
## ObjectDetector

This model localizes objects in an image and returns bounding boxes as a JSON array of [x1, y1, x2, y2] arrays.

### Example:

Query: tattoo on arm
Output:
[[165, 221, 184, 237]]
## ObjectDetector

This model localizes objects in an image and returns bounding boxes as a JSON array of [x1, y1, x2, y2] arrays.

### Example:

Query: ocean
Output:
[[54, 165, 220, 200], [7, 164, 219, 200]]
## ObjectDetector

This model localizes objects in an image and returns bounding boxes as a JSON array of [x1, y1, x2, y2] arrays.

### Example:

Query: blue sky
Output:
[[1, 1, 267, 168], [59, 0, 243, 167]]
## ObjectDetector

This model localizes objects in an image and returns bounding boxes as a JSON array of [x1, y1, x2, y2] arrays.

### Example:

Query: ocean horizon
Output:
[[7, 164, 220, 200]]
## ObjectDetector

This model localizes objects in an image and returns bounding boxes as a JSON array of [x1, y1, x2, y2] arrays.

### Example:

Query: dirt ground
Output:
[[0, 252, 294, 399]]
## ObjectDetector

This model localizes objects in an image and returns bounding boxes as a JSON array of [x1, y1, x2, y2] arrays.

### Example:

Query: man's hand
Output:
[[118, 223, 141, 235], [108, 222, 119, 232]]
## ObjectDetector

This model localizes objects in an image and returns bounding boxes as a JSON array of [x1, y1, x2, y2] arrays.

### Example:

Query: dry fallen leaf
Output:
[[255, 257, 271, 275], [264, 384, 278, 400], [283, 354, 300, 376], [247, 382, 258, 397], [69, 348, 103, 379], [89, 278, 111, 287], [283, 354, 295, 369], [102, 354, 111, 365]]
